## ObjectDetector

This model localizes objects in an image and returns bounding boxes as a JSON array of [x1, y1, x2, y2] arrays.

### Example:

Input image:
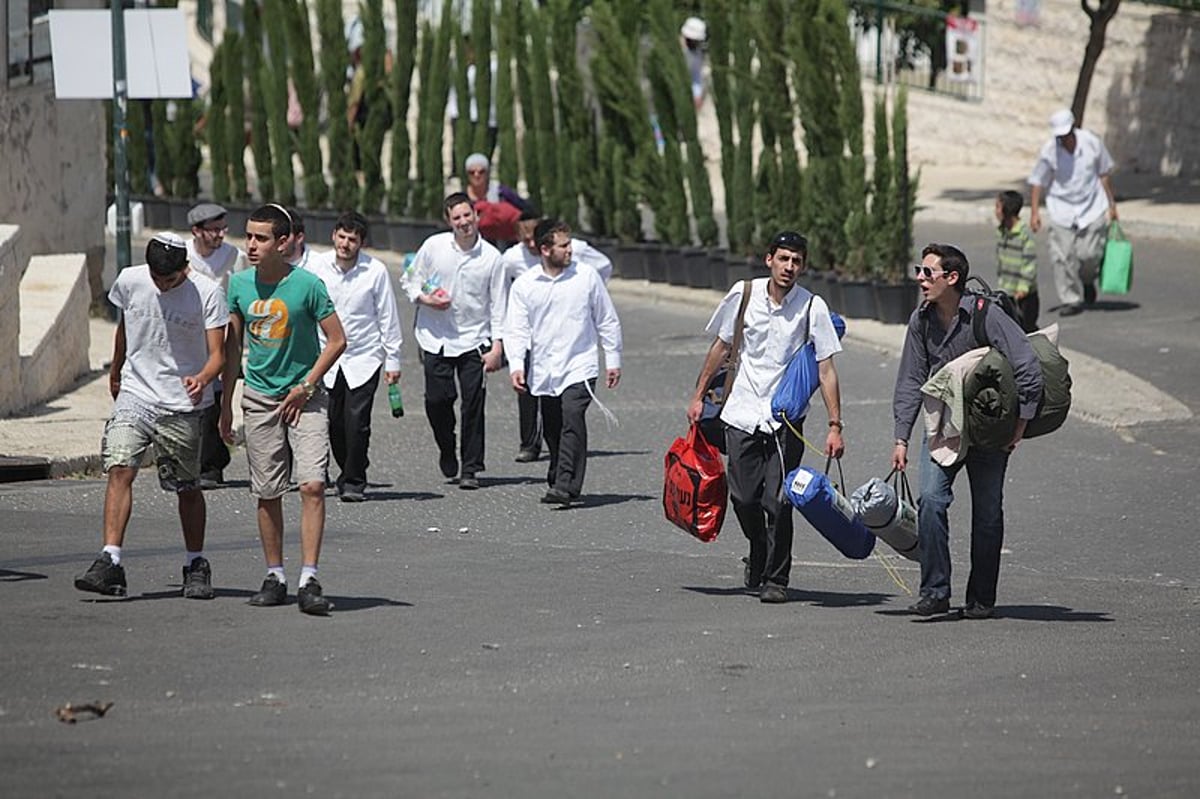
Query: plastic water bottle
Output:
[[388, 383, 404, 418]]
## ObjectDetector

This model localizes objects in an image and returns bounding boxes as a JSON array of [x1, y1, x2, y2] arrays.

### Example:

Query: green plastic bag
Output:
[[1100, 221, 1133, 294]]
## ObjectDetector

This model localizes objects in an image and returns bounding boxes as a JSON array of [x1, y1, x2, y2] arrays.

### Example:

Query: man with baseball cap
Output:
[[187, 202, 247, 488], [1028, 108, 1119, 316], [75, 233, 229, 599]]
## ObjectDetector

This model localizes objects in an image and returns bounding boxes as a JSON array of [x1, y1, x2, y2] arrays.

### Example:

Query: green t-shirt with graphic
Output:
[[228, 266, 336, 397]]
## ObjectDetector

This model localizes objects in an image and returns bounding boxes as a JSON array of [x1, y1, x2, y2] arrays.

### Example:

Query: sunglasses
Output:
[[913, 264, 947, 280]]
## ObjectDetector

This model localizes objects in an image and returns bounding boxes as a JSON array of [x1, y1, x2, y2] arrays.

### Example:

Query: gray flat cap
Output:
[[187, 202, 228, 227]]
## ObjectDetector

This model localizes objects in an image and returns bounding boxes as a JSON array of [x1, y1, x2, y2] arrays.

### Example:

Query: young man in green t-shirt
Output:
[[220, 204, 347, 616]]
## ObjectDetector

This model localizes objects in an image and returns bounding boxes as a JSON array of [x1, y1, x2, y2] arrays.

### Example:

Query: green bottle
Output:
[[388, 382, 404, 418]]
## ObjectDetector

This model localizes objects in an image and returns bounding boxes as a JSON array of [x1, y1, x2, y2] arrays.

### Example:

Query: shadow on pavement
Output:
[[353, 490, 442, 501], [575, 493, 654, 508], [875, 604, 1112, 623], [114, 587, 413, 611], [0, 568, 48, 582], [683, 585, 891, 607], [477, 475, 547, 488], [587, 449, 653, 459]]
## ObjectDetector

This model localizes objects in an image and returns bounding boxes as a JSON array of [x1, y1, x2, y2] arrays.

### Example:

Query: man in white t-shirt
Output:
[[500, 211, 613, 463], [75, 233, 229, 600], [1028, 108, 1119, 316], [304, 211, 404, 502], [686, 232, 845, 604], [187, 202, 247, 488], [504, 219, 622, 506]]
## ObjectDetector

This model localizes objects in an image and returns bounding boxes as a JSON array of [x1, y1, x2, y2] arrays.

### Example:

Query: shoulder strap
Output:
[[722, 279, 754, 400], [971, 294, 989, 348]]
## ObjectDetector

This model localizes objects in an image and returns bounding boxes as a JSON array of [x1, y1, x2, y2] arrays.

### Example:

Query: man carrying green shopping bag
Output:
[[1028, 108, 1119, 317]]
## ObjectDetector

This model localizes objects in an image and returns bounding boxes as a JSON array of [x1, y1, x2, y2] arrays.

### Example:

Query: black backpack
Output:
[[963, 276, 1023, 347]]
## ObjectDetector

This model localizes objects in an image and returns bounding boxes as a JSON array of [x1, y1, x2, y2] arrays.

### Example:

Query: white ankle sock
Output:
[[298, 566, 318, 588], [185, 551, 203, 567], [267, 566, 286, 585], [102, 545, 122, 565]]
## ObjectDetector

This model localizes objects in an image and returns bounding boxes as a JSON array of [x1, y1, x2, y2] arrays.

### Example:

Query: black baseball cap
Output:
[[770, 231, 808, 253]]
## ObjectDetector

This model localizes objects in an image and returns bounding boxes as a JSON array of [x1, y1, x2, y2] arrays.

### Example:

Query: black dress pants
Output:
[[517, 385, 543, 455], [422, 348, 486, 477], [328, 367, 381, 493], [540, 380, 593, 497], [199, 386, 232, 477], [725, 425, 804, 588]]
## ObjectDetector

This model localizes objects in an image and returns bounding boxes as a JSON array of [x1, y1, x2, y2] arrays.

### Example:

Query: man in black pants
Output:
[[686, 232, 846, 603], [401, 193, 506, 490], [504, 219, 622, 506]]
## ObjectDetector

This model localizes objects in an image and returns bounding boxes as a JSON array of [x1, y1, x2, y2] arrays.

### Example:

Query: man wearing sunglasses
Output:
[[687, 231, 846, 604], [891, 244, 1044, 619]]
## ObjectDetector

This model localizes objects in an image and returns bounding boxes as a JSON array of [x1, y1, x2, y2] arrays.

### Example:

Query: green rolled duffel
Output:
[[1100, 221, 1133, 294]]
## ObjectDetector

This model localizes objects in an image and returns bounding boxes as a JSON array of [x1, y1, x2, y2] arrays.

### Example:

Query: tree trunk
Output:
[[1071, 0, 1121, 126]]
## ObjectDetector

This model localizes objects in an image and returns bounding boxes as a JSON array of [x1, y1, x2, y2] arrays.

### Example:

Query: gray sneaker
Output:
[[74, 553, 127, 597], [182, 557, 215, 600]]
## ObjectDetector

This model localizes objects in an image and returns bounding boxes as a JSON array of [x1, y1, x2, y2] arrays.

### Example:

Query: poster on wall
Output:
[[1015, 0, 1042, 27], [945, 14, 981, 84]]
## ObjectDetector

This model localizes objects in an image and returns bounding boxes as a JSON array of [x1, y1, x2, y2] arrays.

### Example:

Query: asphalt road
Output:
[[2, 224, 1198, 797]]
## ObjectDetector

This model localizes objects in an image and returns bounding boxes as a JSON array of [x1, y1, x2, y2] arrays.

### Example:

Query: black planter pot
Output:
[[822, 272, 845, 314], [839, 277, 877, 319], [875, 281, 919, 324], [664, 247, 688, 286], [362, 215, 389, 250], [644, 243, 668, 283], [169, 200, 191, 231], [725, 253, 760, 286], [615, 242, 644, 280], [707, 248, 730, 290], [135, 195, 172, 229], [681, 247, 710, 289], [223, 203, 253, 237]]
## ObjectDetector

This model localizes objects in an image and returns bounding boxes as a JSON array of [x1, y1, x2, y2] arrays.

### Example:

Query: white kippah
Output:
[[152, 231, 187, 250]]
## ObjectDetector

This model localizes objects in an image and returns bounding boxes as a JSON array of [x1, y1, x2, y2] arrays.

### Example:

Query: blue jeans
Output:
[[917, 442, 1010, 607]]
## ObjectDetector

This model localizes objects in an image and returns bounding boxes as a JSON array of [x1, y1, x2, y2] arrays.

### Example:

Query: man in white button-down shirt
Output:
[[1028, 108, 1119, 317], [401, 193, 506, 490], [505, 219, 622, 506], [305, 212, 404, 502], [686, 232, 845, 604], [500, 211, 614, 464]]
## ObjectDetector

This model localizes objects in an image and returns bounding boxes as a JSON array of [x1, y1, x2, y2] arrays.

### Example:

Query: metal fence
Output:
[[850, 0, 986, 103]]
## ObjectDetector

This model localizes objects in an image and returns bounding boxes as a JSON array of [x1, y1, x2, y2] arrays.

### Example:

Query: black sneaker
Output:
[[514, 449, 539, 463], [459, 475, 480, 490], [182, 557, 215, 600], [907, 596, 951, 616], [438, 450, 458, 479], [74, 553, 127, 596], [248, 574, 287, 607], [1059, 303, 1083, 317], [540, 488, 574, 506], [339, 487, 366, 502], [297, 579, 334, 616], [198, 471, 223, 490], [759, 584, 788, 604], [960, 602, 995, 620]]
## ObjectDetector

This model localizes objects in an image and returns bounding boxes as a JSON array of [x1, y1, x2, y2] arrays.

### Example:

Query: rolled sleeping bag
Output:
[[784, 465, 875, 560], [850, 476, 919, 561]]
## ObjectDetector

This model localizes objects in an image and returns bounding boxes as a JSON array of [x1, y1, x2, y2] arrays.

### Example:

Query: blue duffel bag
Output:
[[784, 459, 875, 560]]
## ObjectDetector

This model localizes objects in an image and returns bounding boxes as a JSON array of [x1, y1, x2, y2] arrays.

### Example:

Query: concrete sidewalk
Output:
[[0, 167, 1195, 480]]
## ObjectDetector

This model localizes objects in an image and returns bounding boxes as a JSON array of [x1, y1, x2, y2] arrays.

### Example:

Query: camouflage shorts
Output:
[[101, 393, 203, 492]]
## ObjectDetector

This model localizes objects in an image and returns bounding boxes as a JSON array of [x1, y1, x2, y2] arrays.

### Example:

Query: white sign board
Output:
[[48, 9, 192, 99]]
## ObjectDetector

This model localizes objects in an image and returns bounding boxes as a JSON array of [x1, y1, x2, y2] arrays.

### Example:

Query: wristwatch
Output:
[[895, 438, 908, 447], [299, 379, 316, 398], [828, 420, 844, 431]]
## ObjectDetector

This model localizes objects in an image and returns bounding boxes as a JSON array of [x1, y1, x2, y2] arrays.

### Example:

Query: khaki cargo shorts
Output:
[[240, 384, 329, 499], [101, 393, 203, 493]]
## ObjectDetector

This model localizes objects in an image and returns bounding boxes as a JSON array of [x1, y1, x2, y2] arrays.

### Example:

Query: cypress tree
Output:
[[514, 0, 542, 211], [868, 91, 894, 279], [469, 0, 493, 157], [388, 0, 419, 215], [703, 0, 736, 247], [317, 0, 355, 211], [452, 25, 472, 179], [208, 45, 230, 202], [414, 18, 436, 215], [150, 101, 173, 197], [243, 0, 273, 200], [127, 101, 149, 196], [548, 0, 586, 226], [223, 30, 248, 200], [494, 0, 519, 188], [170, 100, 203, 198], [418, 0, 456, 217], [359, 0, 389, 212], [645, 0, 690, 244], [526, 0, 558, 216], [284, 0, 326, 207], [729, 3, 755, 252], [892, 84, 918, 280], [262, 0, 295, 203]]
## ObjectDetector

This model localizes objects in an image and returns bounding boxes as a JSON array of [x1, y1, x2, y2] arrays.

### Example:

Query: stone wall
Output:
[[903, 0, 1200, 178]]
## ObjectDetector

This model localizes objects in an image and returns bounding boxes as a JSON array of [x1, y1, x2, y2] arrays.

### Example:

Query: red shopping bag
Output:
[[663, 424, 728, 542]]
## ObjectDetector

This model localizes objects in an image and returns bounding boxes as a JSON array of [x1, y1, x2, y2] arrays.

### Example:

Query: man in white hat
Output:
[[74, 233, 228, 600], [1028, 108, 1119, 317], [680, 16, 708, 109]]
